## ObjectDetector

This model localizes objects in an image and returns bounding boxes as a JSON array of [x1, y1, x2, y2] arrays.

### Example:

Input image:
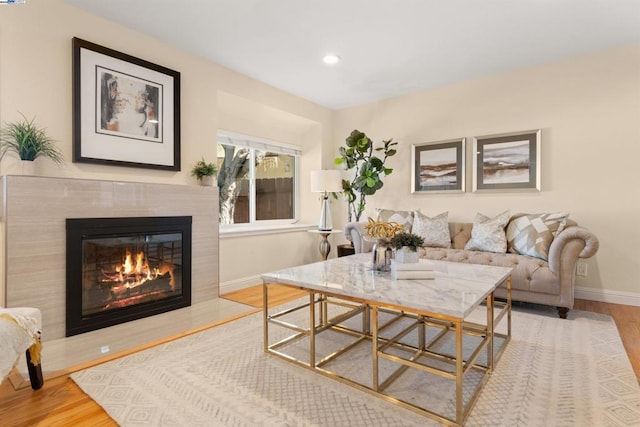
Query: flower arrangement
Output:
[[364, 218, 404, 239]]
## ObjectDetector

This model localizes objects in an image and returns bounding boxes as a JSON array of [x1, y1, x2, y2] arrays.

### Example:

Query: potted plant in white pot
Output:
[[0, 114, 64, 175], [390, 232, 424, 264], [191, 157, 218, 186]]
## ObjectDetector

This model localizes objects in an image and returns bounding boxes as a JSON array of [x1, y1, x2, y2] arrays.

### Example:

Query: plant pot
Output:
[[199, 176, 214, 186], [18, 159, 35, 176], [395, 246, 419, 263]]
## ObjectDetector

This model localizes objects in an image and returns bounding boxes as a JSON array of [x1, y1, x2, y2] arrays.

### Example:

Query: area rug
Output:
[[71, 302, 640, 426]]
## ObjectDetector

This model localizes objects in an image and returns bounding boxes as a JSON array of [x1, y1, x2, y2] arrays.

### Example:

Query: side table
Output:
[[308, 229, 342, 261]]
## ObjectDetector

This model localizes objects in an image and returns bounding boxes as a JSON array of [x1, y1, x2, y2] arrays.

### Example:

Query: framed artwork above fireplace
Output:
[[72, 37, 181, 171]]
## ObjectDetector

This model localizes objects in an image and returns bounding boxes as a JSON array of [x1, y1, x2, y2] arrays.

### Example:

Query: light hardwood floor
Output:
[[0, 286, 637, 427]]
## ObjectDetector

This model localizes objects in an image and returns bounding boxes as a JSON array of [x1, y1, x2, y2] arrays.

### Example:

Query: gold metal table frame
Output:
[[263, 277, 511, 426]]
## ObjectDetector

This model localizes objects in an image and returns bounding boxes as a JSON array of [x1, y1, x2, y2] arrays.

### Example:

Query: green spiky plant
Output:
[[335, 130, 397, 222], [0, 114, 63, 165], [190, 157, 218, 180], [390, 232, 425, 251]]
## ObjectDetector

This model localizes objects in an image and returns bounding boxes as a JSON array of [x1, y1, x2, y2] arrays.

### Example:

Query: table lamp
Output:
[[310, 170, 342, 231]]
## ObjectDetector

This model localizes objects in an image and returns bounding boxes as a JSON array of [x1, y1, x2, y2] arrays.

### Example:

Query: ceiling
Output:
[[63, 0, 640, 110]]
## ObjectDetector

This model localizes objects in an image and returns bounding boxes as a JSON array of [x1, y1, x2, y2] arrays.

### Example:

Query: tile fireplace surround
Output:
[[0, 175, 219, 340]]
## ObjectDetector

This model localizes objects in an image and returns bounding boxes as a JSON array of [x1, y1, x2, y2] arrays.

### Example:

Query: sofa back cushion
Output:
[[449, 223, 472, 249]]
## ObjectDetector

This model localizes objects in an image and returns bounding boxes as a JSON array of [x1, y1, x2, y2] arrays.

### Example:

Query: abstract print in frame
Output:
[[472, 130, 541, 191], [72, 37, 181, 170], [411, 138, 465, 193]]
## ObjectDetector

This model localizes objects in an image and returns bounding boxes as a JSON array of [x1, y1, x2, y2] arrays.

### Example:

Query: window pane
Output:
[[217, 144, 250, 224], [255, 151, 294, 220]]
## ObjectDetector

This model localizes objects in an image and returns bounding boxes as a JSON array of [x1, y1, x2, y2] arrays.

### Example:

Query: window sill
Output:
[[219, 223, 316, 238]]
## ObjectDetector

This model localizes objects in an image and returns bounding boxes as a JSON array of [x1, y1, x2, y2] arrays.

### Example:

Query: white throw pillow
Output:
[[506, 212, 569, 260], [375, 208, 414, 233], [412, 211, 451, 248], [464, 210, 511, 253]]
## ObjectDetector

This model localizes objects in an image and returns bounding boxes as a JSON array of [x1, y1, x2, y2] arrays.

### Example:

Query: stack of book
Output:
[[391, 259, 435, 280]]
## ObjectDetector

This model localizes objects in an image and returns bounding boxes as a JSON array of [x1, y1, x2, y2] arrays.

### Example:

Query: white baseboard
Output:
[[219, 275, 262, 295], [575, 286, 640, 307]]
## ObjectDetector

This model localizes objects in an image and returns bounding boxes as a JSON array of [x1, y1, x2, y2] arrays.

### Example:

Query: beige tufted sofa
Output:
[[344, 219, 599, 318]]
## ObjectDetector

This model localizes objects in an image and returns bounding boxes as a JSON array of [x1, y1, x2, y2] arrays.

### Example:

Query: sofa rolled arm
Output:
[[547, 226, 599, 274], [344, 222, 374, 253]]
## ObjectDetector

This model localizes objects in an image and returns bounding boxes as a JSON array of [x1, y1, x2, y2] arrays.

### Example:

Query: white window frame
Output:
[[217, 130, 301, 233]]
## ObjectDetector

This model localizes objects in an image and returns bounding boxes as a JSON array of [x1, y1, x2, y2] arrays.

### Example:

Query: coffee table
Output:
[[262, 253, 511, 426]]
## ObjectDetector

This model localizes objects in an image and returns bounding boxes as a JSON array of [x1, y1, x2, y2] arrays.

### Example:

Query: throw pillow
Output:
[[412, 211, 451, 248], [464, 210, 511, 253], [375, 208, 414, 233], [506, 212, 570, 261]]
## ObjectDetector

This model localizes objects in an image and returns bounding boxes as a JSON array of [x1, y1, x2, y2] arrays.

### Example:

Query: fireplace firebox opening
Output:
[[66, 216, 192, 337]]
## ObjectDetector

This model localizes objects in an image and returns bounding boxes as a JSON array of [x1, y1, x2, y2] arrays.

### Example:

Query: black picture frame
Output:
[[72, 37, 181, 171], [411, 138, 465, 193], [472, 130, 540, 191]]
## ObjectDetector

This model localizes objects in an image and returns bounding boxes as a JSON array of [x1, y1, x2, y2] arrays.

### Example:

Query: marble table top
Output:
[[261, 253, 512, 319]]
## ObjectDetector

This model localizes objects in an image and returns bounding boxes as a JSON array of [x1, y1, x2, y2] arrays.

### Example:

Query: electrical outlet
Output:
[[576, 262, 588, 276], [101, 345, 110, 354]]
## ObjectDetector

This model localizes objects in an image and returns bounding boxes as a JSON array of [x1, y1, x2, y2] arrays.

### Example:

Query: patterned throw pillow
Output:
[[506, 212, 570, 261], [464, 210, 511, 253], [412, 211, 451, 248], [375, 209, 414, 233]]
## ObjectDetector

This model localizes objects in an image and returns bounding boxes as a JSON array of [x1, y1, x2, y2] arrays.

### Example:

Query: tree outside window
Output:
[[217, 133, 298, 225]]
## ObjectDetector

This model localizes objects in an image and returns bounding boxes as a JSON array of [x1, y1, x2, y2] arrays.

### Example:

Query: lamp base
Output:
[[318, 195, 333, 231]]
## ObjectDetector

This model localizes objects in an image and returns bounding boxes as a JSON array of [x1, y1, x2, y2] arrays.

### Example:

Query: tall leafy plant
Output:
[[335, 129, 397, 222]]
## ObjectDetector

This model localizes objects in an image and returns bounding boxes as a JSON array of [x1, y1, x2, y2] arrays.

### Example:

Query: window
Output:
[[217, 131, 300, 226]]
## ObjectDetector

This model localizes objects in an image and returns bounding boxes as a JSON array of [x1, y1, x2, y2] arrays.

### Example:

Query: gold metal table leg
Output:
[[263, 282, 269, 353], [372, 305, 379, 391], [309, 291, 316, 367], [455, 318, 463, 425], [487, 292, 494, 371]]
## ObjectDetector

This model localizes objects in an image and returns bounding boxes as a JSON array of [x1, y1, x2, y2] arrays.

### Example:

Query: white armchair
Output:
[[0, 307, 44, 390]]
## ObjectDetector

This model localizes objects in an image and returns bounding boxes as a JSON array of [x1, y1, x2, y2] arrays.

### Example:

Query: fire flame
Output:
[[104, 249, 175, 290]]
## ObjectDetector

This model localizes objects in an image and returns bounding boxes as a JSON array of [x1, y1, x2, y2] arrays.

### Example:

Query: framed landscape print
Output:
[[72, 37, 181, 170], [411, 138, 465, 193], [472, 130, 540, 191]]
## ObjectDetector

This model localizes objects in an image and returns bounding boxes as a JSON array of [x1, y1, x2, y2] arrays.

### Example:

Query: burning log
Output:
[[100, 249, 175, 290]]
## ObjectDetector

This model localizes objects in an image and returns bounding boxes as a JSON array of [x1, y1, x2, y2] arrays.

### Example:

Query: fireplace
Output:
[[66, 216, 192, 336]]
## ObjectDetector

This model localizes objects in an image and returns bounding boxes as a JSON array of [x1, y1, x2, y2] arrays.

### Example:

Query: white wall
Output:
[[2, 1, 638, 302], [333, 43, 640, 302], [0, 0, 335, 291]]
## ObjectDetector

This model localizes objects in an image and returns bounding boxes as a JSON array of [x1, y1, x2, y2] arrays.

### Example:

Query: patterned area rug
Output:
[[71, 303, 640, 426]]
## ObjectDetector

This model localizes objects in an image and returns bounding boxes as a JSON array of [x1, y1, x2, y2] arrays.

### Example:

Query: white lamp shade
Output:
[[310, 170, 342, 193]]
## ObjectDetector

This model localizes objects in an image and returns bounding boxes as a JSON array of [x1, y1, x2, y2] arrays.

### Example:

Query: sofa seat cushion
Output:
[[418, 248, 560, 295]]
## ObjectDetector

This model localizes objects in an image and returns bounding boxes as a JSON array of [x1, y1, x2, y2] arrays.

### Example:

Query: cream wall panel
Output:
[[1, 176, 219, 340], [0, 0, 335, 287], [0, 0, 332, 184], [219, 231, 327, 285], [333, 44, 640, 296]]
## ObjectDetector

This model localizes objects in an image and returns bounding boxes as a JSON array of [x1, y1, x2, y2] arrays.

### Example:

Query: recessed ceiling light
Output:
[[322, 54, 340, 65]]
